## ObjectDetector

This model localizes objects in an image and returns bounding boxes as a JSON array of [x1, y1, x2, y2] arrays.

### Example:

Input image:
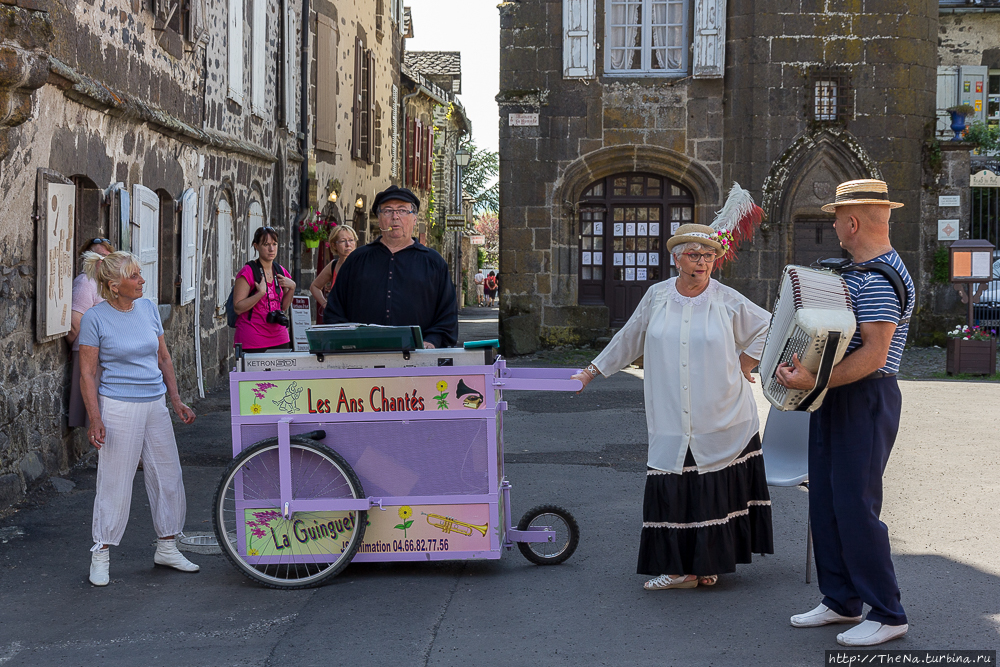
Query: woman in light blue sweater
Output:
[[79, 251, 199, 587]]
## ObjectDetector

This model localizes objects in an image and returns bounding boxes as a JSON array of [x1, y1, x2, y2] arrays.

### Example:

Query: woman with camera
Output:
[[233, 226, 296, 353]]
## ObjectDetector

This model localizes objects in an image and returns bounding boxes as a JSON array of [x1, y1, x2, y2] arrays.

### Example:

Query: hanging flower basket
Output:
[[303, 238, 320, 249], [299, 210, 336, 249]]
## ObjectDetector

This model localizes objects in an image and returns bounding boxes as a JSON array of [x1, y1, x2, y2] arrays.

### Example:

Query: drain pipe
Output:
[[295, 0, 311, 286]]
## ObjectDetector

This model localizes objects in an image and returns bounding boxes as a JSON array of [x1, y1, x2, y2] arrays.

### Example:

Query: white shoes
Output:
[[790, 603, 862, 628], [154, 538, 200, 573], [89, 547, 110, 586], [837, 620, 909, 646], [643, 574, 698, 590]]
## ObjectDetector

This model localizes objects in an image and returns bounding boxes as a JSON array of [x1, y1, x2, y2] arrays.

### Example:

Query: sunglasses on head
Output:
[[90, 238, 111, 245]]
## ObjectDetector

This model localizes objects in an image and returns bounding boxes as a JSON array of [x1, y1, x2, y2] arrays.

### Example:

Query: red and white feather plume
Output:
[[709, 182, 764, 264]]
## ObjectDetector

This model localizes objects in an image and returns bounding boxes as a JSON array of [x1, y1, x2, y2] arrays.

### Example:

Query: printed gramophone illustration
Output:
[[455, 379, 484, 409]]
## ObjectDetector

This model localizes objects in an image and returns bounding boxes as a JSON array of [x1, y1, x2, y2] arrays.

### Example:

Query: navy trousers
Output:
[[808, 376, 907, 626]]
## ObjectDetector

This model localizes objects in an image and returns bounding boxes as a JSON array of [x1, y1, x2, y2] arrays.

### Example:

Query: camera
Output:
[[266, 310, 290, 327]]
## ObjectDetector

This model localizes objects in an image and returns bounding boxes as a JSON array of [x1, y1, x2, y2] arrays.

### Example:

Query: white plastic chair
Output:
[[761, 406, 813, 582]]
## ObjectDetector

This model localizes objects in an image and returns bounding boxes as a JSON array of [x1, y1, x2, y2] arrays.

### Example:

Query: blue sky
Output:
[[405, 0, 501, 153]]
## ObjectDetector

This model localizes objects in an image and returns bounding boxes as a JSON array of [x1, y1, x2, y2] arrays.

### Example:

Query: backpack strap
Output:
[[840, 261, 910, 325]]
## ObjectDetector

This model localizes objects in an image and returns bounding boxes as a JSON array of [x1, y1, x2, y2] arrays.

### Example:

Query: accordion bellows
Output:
[[760, 267, 857, 412]]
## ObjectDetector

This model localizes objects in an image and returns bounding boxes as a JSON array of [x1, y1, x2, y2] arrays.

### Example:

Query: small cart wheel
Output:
[[516, 505, 579, 565], [213, 438, 367, 589]]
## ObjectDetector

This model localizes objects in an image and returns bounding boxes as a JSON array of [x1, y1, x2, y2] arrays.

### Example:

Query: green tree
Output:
[[460, 142, 499, 214]]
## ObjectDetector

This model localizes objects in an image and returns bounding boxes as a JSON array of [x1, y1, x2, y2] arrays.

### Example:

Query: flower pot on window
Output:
[[946, 337, 997, 375]]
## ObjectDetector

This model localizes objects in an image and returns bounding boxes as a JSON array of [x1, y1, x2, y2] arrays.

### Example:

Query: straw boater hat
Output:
[[820, 179, 903, 213]]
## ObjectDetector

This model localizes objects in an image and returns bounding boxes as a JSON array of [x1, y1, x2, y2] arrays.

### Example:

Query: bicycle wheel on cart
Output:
[[516, 504, 579, 565], [213, 437, 367, 589]]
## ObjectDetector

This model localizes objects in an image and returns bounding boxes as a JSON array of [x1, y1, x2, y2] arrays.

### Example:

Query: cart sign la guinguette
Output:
[[238, 375, 488, 416], [243, 504, 491, 558]]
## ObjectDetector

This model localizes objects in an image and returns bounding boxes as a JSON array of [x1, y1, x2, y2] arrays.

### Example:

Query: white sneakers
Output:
[[791, 603, 908, 646], [89, 538, 199, 586], [836, 620, 909, 647], [89, 547, 110, 586], [153, 538, 200, 573], [790, 603, 862, 627]]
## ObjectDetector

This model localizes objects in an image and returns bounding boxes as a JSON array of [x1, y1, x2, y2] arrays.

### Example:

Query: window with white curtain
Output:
[[606, 0, 687, 76]]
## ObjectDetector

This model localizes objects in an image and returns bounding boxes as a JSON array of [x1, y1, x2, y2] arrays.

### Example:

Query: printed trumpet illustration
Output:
[[422, 512, 488, 537]]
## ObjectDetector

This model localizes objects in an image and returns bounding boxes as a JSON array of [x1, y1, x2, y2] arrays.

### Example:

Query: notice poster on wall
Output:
[[36, 173, 76, 342], [291, 295, 311, 351]]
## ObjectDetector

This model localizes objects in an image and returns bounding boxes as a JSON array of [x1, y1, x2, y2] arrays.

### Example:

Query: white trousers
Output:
[[93, 396, 187, 546]]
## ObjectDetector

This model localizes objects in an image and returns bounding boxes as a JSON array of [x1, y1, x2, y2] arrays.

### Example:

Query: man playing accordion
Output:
[[776, 179, 914, 647]]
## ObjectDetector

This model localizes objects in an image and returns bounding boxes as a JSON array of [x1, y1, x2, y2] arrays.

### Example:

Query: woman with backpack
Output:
[[484, 271, 498, 307], [232, 226, 296, 353]]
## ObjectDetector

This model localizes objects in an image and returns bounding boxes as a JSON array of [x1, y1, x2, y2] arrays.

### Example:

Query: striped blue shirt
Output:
[[843, 250, 914, 374], [79, 299, 167, 402]]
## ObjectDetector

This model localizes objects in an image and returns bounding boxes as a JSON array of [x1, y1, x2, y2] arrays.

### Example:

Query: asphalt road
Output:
[[1, 309, 998, 666]]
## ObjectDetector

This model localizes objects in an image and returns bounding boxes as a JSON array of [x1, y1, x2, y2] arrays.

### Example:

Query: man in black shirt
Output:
[[322, 185, 458, 348]]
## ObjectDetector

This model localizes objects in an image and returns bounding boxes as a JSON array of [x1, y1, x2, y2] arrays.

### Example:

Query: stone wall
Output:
[[0, 0, 305, 507], [723, 0, 937, 316], [497, 0, 725, 355], [939, 12, 1000, 66]]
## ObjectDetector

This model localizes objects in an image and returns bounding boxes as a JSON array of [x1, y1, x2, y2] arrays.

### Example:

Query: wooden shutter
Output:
[[390, 84, 399, 177], [251, 0, 266, 114], [316, 14, 337, 151], [216, 198, 233, 307], [414, 118, 422, 188], [562, 0, 595, 78], [352, 37, 363, 159], [132, 184, 160, 305], [693, 0, 726, 79], [424, 127, 433, 190], [247, 200, 265, 262], [188, 0, 207, 43], [228, 0, 244, 102], [179, 188, 198, 306], [936, 66, 959, 137], [405, 117, 415, 186], [284, 1, 297, 130], [366, 49, 376, 163]]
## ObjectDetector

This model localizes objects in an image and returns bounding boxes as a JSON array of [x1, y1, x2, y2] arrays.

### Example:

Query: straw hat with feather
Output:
[[820, 179, 903, 213]]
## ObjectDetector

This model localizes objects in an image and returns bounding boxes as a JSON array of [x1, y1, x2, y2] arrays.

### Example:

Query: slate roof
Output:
[[404, 51, 461, 77]]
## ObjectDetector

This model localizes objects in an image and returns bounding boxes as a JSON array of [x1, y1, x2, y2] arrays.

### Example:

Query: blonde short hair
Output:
[[328, 224, 359, 245], [81, 250, 141, 300]]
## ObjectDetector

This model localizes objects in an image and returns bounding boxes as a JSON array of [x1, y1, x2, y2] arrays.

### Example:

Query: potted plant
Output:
[[946, 104, 976, 141], [299, 211, 335, 250], [946, 324, 997, 375]]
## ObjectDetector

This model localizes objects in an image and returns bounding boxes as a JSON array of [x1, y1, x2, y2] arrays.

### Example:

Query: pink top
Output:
[[71, 273, 104, 351], [233, 264, 291, 350]]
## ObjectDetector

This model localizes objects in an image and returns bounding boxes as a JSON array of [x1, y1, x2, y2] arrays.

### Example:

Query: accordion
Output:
[[759, 266, 857, 412]]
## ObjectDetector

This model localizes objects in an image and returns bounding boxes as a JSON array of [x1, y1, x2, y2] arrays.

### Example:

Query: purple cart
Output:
[[213, 353, 582, 589]]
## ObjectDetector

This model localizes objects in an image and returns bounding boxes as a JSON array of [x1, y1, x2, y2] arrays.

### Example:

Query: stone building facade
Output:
[[0, 0, 437, 507], [497, 0, 940, 355]]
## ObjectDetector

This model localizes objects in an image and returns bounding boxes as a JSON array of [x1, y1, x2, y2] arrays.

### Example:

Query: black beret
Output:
[[371, 185, 420, 217]]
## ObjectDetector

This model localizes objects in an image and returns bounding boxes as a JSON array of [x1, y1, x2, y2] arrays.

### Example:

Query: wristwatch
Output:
[[586, 364, 600, 378]]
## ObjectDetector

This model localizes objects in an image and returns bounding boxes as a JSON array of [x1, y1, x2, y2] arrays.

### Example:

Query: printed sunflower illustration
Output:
[[434, 381, 450, 410], [394, 505, 414, 538], [250, 404, 262, 415]]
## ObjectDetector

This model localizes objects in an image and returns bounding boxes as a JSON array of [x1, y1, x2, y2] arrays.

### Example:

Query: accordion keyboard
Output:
[[765, 325, 811, 404]]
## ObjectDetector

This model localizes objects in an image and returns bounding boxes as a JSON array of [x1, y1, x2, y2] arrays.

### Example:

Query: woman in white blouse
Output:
[[573, 223, 773, 591]]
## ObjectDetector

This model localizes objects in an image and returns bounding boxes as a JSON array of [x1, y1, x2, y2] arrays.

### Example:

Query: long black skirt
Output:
[[637, 434, 773, 576]]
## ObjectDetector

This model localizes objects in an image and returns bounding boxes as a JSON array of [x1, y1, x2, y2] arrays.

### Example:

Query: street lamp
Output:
[[453, 147, 472, 305]]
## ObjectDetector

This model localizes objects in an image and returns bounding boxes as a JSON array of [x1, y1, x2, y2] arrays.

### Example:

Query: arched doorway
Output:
[[578, 172, 695, 325]]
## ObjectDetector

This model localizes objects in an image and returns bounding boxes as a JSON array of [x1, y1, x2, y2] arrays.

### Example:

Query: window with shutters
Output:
[[157, 189, 179, 305], [251, 0, 266, 116], [563, 0, 595, 78], [605, 0, 688, 76], [316, 14, 337, 151], [375, 0, 384, 40], [216, 197, 234, 308], [405, 117, 416, 186], [228, 0, 244, 103], [150, 0, 199, 56]]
